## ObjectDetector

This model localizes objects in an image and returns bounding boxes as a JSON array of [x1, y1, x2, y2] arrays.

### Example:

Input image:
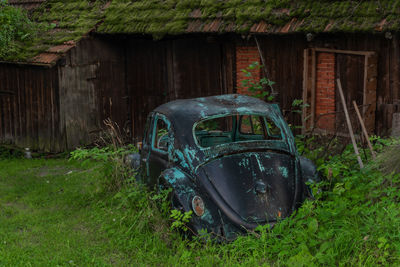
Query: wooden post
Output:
[[254, 35, 276, 97], [302, 49, 309, 134], [392, 34, 399, 102], [337, 79, 364, 168], [311, 49, 316, 129], [353, 101, 376, 160]]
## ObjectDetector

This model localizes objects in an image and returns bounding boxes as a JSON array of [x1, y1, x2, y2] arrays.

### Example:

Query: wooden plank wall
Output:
[[311, 33, 400, 135], [0, 64, 62, 151], [126, 36, 234, 140], [58, 37, 126, 149], [2, 33, 399, 152], [254, 34, 399, 136], [257, 35, 308, 131]]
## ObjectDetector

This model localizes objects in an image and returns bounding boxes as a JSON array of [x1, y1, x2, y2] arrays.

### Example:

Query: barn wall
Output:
[[236, 34, 399, 136], [258, 35, 307, 130], [2, 33, 399, 152], [58, 37, 126, 149], [126, 36, 235, 139], [59, 36, 234, 147], [311, 33, 400, 135], [0, 64, 63, 152]]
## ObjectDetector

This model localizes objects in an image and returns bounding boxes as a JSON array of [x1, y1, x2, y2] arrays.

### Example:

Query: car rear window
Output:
[[194, 114, 283, 148]]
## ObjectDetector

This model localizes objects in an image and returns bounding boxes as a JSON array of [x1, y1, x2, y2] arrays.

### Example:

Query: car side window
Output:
[[240, 115, 263, 135], [143, 113, 153, 147], [152, 115, 171, 153]]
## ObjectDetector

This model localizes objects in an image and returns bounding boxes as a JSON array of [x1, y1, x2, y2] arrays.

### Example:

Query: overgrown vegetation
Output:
[[4, 0, 399, 61], [1, 133, 400, 265], [240, 61, 275, 102], [0, 0, 36, 59], [98, 0, 400, 37], [0, 0, 107, 61]]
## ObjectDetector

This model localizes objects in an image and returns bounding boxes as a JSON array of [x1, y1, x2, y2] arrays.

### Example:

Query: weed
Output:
[[240, 61, 275, 101], [170, 210, 193, 232], [70, 119, 137, 191]]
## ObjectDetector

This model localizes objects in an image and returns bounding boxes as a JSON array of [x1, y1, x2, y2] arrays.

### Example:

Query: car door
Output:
[[147, 113, 173, 188], [139, 112, 153, 182]]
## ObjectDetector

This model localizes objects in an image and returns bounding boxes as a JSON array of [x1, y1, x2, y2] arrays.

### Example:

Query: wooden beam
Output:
[[314, 48, 374, 56], [353, 100, 376, 160], [311, 48, 316, 129], [302, 49, 309, 134], [363, 55, 368, 116], [0, 90, 15, 95], [392, 34, 400, 101], [337, 79, 364, 169]]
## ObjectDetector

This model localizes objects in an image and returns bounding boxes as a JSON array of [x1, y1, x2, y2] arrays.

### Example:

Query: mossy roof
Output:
[[4, 0, 400, 63], [3, 0, 108, 64], [97, 0, 400, 37]]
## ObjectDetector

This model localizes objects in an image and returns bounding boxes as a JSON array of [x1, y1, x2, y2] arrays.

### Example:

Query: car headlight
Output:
[[191, 196, 205, 216]]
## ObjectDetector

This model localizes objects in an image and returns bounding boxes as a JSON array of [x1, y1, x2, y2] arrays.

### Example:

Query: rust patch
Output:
[[203, 19, 222, 32], [375, 18, 387, 32], [186, 20, 204, 32], [30, 52, 60, 64], [192, 196, 205, 216], [46, 44, 74, 54], [280, 18, 297, 33], [324, 20, 335, 32], [189, 9, 202, 19], [250, 21, 269, 33]]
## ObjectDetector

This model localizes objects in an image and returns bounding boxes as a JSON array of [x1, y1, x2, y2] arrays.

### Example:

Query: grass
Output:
[[1, 140, 400, 265]]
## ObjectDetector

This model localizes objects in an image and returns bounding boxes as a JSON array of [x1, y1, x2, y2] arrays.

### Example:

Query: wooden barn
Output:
[[1, 0, 400, 152]]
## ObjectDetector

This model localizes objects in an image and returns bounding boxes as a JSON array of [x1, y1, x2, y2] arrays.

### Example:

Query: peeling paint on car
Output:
[[279, 166, 289, 178], [136, 94, 320, 241], [201, 209, 214, 224]]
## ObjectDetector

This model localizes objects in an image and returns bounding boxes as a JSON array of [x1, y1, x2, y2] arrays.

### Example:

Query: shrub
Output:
[[0, 1, 36, 59]]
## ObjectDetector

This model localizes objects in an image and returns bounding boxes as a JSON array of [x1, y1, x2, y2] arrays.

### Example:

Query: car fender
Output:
[[160, 167, 219, 232], [299, 156, 320, 184], [299, 156, 321, 198], [159, 167, 196, 212]]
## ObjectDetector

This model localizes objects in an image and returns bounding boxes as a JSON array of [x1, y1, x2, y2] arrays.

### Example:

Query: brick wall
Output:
[[236, 46, 261, 94], [315, 52, 336, 131]]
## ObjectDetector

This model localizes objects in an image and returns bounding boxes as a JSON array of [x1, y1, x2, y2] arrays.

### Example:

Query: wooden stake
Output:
[[337, 79, 364, 169], [352, 101, 376, 160], [254, 36, 276, 97]]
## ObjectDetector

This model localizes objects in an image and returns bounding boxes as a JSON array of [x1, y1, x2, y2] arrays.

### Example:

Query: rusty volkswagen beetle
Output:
[[130, 94, 319, 240]]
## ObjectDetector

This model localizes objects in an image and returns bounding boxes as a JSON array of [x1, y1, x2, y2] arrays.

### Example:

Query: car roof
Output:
[[154, 94, 278, 125]]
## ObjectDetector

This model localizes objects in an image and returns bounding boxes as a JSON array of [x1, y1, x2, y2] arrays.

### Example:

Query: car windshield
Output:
[[194, 114, 283, 148]]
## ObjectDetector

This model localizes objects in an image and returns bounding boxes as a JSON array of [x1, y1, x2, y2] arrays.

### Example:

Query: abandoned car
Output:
[[131, 94, 319, 240]]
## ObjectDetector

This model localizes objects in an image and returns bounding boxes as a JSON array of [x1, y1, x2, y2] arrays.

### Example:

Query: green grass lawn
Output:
[[1, 152, 400, 266], [0, 159, 124, 265]]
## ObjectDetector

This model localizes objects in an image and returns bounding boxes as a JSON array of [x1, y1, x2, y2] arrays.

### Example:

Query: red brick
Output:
[[236, 45, 261, 95], [315, 52, 335, 131]]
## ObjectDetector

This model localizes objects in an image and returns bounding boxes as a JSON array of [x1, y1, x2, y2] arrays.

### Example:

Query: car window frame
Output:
[[193, 113, 285, 149], [151, 113, 172, 154]]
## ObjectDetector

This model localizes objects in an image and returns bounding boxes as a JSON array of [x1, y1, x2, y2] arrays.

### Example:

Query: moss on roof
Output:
[[97, 0, 400, 37], [2, 0, 107, 62], [3, 0, 400, 62]]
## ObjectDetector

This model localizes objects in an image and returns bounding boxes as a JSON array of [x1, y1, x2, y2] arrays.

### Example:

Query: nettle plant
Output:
[[240, 61, 275, 101], [241, 62, 309, 131]]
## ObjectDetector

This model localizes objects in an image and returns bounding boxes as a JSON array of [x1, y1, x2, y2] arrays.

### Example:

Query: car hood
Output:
[[199, 151, 298, 224]]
